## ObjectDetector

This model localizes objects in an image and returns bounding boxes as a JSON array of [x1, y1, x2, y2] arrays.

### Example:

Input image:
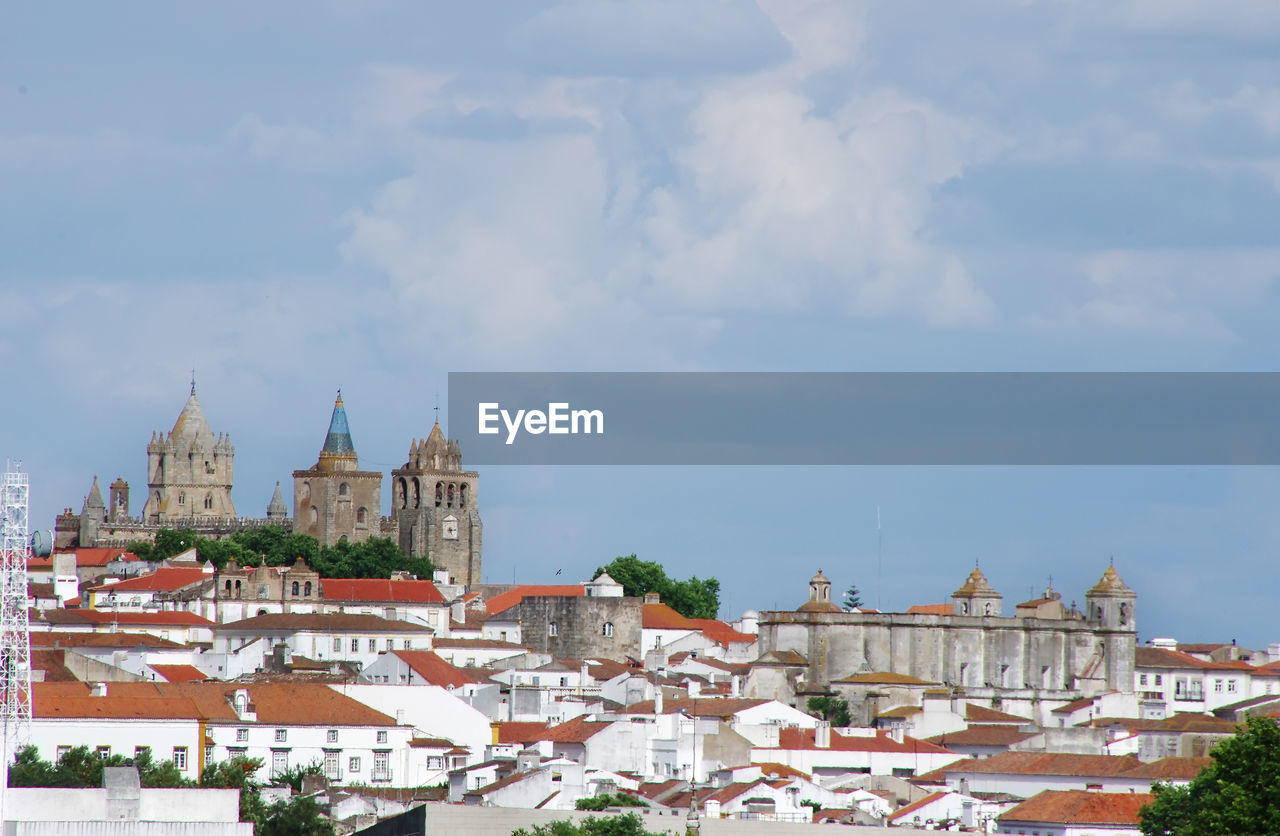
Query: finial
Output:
[[190, 368, 196, 395], [1109, 555, 1114, 567], [433, 390, 440, 425], [336, 387, 344, 407]]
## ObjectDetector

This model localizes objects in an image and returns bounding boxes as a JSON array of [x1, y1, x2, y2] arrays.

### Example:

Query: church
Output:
[[57, 385, 483, 586]]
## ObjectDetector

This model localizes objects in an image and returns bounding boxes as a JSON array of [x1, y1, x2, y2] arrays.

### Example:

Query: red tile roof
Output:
[[71, 610, 215, 627], [965, 703, 1031, 724], [149, 664, 210, 682], [392, 650, 475, 689], [643, 604, 699, 631], [486, 585, 584, 615], [29, 549, 139, 570], [29, 631, 186, 649], [927, 725, 1036, 748], [1137, 646, 1258, 672], [216, 613, 432, 633], [834, 671, 939, 686], [1119, 757, 1211, 781], [30, 649, 79, 682], [89, 568, 209, 593], [495, 722, 551, 744], [625, 697, 767, 718], [999, 790, 1153, 826], [906, 604, 952, 615], [689, 619, 756, 646], [532, 716, 612, 744], [941, 751, 1143, 777], [770, 727, 955, 755], [321, 578, 445, 604], [432, 637, 526, 649]]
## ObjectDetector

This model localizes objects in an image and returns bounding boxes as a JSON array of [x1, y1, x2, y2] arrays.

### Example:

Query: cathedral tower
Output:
[[391, 421, 481, 586], [142, 383, 236, 523], [951, 566, 1003, 616], [292, 392, 382, 547]]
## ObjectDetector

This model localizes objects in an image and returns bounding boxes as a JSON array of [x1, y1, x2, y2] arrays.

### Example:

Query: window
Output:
[[549, 621, 558, 637], [172, 747, 187, 770], [1229, 680, 1238, 693], [428, 756, 443, 770], [324, 750, 340, 780], [304, 581, 312, 596], [357, 507, 367, 524], [349, 756, 362, 773], [602, 622, 614, 638], [377, 730, 388, 744], [385, 638, 393, 651], [373, 750, 390, 781], [327, 729, 339, 744], [351, 637, 359, 652], [292, 581, 300, 596], [275, 729, 287, 743], [97, 746, 111, 760], [205, 744, 214, 764], [333, 637, 342, 652], [56, 746, 71, 761], [135, 746, 150, 760], [204, 494, 212, 510], [1155, 674, 1163, 686], [236, 728, 249, 742], [403, 639, 412, 650], [228, 747, 247, 759], [271, 750, 288, 777], [178, 493, 185, 505], [1139, 674, 1148, 686], [560, 677, 569, 687], [368, 638, 377, 652], [339, 482, 350, 497], [225, 579, 232, 596]]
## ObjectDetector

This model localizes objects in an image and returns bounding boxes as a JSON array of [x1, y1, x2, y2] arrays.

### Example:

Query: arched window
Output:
[[310, 506, 318, 525], [258, 608, 268, 616], [960, 601, 969, 615], [396, 478, 407, 509], [178, 493, 185, 506], [984, 602, 992, 615], [300, 482, 311, 501], [292, 581, 300, 596], [411, 478, 420, 509], [549, 622, 558, 637], [447, 484, 455, 507], [357, 507, 367, 525], [204, 494, 213, 510], [459, 484, 467, 507], [339, 483, 350, 497], [1119, 602, 1129, 626], [235, 580, 241, 596], [435, 482, 443, 507], [224, 579, 232, 595], [602, 622, 614, 638], [304, 581, 312, 597]]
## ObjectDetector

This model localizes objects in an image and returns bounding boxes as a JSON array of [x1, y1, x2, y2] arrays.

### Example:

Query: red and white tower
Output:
[[0, 462, 33, 821]]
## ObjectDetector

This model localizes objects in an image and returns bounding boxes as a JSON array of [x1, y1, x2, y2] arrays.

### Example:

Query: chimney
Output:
[[396, 709, 407, 725], [815, 720, 831, 748], [655, 684, 664, 715], [91, 682, 107, 697], [644, 591, 660, 604], [889, 727, 904, 744], [730, 675, 741, 698], [1268, 643, 1280, 664], [450, 599, 466, 625], [687, 679, 701, 698], [1150, 637, 1178, 650]]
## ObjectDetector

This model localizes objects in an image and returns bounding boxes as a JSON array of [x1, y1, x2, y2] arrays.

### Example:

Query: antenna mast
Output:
[[876, 506, 883, 612], [0, 462, 33, 822]]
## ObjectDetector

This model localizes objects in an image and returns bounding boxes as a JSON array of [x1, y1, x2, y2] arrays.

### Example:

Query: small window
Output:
[[236, 728, 248, 742], [135, 746, 150, 760], [351, 637, 359, 652], [1155, 674, 1163, 686], [327, 729, 339, 744], [339, 483, 350, 497], [178, 493, 185, 506], [1139, 674, 1148, 686], [368, 638, 377, 652], [385, 638, 393, 651], [333, 637, 342, 652], [602, 622, 614, 638], [549, 621, 558, 637], [357, 507, 367, 525], [56, 746, 71, 761], [172, 747, 187, 770], [377, 730, 388, 744], [292, 581, 300, 596], [96, 746, 111, 760], [324, 750, 340, 780], [304, 581, 312, 596], [349, 756, 362, 773], [403, 639, 412, 650], [275, 729, 287, 743], [205, 744, 214, 764]]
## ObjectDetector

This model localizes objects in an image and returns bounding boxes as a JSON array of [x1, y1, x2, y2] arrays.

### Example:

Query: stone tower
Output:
[[391, 421, 481, 586], [292, 392, 382, 547], [108, 477, 129, 520], [266, 482, 288, 522], [1085, 563, 1138, 694], [142, 383, 236, 523], [951, 566, 1003, 616], [79, 475, 107, 546]]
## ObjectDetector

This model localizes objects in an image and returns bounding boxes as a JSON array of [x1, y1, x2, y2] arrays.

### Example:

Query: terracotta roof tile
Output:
[[906, 604, 952, 615], [41, 610, 214, 627], [927, 725, 1036, 747], [643, 604, 699, 631], [320, 578, 445, 604], [943, 751, 1143, 778], [965, 703, 1031, 724], [29, 631, 186, 650], [532, 716, 612, 744], [217, 613, 432, 632], [149, 664, 211, 682], [30, 649, 79, 682], [888, 791, 952, 823], [391, 650, 475, 688], [1119, 757, 1212, 781], [88, 568, 209, 594], [29, 549, 139, 570], [834, 671, 939, 686], [772, 727, 955, 755], [689, 619, 755, 646], [496, 722, 551, 744], [486, 586, 584, 615], [432, 637, 526, 649], [999, 790, 1153, 826]]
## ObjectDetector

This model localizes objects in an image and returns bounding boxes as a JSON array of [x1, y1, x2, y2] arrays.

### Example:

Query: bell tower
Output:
[[951, 566, 1003, 617], [292, 391, 382, 547]]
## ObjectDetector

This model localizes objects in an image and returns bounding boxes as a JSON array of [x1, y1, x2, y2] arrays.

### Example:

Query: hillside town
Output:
[[7, 389, 1278, 834]]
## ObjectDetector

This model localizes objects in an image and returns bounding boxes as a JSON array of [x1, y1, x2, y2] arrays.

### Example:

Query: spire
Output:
[[322, 390, 356, 456], [267, 481, 287, 519], [84, 475, 105, 511], [170, 387, 215, 448], [424, 420, 447, 454]]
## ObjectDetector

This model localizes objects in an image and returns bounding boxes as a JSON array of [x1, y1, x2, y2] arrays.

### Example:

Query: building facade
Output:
[[292, 392, 383, 547], [390, 422, 482, 587]]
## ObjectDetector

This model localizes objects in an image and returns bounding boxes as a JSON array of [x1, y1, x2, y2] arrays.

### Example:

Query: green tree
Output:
[[7, 746, 56, 787], [270, 761, 326, 793], [806, 696, 852, 728], [575, 793, 648, 810], [200, 756, 268, 825], [513, 813, 662, 836], [7, 746, 192, 789], [1139, 715, 1280, 836], [842, 584, 862, 610], [594, 555, 721, 620], [258, 795, 334, 836]]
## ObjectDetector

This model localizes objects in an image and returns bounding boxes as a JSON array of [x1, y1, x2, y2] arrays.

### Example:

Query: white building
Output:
[[212, 612, 434, 671]]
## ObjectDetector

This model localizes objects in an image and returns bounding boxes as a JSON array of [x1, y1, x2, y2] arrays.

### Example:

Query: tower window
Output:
[[204, 494, 213, 510], [304, 581, 312, 596], [292, 581, 300, 596], [447, 484, 455, 507], [435, 482, 443, 507], [178, 493, 185, 506], [339, 483, 350, 497], [602, 622, 614, 638], [549, 622, 558, 637], [224, 580, 232, 595], [459, 484, 467, 507], [310, 506, 319, 525], [357, 507, 367, 525]]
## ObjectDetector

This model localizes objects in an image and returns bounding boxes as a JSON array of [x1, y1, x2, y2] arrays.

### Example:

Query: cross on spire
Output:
[[190, 368, 196, 395]]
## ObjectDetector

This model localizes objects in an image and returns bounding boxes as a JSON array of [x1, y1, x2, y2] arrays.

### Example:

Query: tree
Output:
[[575, 793, 648, 810], [200, 756, 268, 825], [512, 813, 663, 836], [593, 555, 721, 620], [258, 795, 334, 836], [1139, 715, 1280, 836], [7, 745, 193, 789], [842, 584, 862, 610], [806, 696, 852, 728]]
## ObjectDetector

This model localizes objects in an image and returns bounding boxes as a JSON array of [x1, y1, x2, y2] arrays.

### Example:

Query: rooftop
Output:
[[999, 790, 1153, 826]]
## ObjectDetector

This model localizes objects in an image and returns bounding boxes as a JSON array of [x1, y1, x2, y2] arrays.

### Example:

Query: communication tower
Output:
[[0, 462, 33, 822]]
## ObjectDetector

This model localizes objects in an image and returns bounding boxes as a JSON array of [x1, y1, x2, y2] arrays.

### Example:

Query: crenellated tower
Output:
[[390, 421, 482, 586]]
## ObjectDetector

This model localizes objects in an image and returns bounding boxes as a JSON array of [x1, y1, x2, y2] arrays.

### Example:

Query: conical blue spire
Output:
[[322, 390, 356, 455]]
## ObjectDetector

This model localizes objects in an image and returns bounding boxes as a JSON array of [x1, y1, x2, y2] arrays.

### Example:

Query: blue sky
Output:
[[4, 1, 1280, 645]]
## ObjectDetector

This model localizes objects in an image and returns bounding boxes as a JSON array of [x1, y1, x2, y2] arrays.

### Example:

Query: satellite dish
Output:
[[30, 530, 53, 558]]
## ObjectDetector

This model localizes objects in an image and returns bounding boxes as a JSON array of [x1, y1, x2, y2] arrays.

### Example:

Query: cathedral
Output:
[[57, 386, 483, 586]]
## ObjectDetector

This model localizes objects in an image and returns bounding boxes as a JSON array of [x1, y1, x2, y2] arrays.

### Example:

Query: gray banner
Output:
[[447, 372, 1280, 465]]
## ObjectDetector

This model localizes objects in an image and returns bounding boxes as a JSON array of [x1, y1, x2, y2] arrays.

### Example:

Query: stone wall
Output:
[[512, 595, 643, 662]]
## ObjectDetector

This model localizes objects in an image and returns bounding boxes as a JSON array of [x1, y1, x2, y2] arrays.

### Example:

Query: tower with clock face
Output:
[[389, 422, 482, 587]]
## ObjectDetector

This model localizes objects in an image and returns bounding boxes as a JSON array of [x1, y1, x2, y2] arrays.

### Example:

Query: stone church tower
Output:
[[391, 422, 481, 586], [141, 383, 236, 523], [292, 392, 382, 546]]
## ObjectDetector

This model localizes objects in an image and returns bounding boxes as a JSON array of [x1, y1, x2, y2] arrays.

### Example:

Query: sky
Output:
[[3, 1, 1280, 645]]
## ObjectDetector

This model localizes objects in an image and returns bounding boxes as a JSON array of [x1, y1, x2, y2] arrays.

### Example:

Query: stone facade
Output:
[[512, 595, 643, 662], [390, 423, 482, 587], [142, 384, 236, 524], [292, 393, 383, 547], [753, 566, 1138, 710], [214, 559, 323, 622]]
